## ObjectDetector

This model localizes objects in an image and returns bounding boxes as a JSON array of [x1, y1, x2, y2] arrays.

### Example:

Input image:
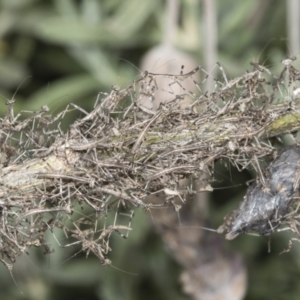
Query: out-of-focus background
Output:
[[1, 0, 300, 299]]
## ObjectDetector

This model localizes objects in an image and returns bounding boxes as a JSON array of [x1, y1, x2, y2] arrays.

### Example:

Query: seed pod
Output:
[[218, 146, 300, 240]]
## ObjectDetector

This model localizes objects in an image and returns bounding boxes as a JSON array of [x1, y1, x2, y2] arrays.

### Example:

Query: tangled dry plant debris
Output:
[[1, 59, 300, 269]]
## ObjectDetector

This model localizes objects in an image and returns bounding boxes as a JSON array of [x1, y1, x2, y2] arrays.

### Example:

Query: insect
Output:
[[218, 146, 300, 240]]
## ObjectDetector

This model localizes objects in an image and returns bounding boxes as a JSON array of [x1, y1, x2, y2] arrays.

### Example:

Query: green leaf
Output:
[[23, 74, 99, 112]]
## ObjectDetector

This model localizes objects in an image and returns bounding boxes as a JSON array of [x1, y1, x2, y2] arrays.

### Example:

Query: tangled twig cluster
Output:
[[0, 59, 300, 268]]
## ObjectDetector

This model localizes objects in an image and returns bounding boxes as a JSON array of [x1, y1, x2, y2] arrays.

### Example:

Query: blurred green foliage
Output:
[[0, 0, 299, 300]]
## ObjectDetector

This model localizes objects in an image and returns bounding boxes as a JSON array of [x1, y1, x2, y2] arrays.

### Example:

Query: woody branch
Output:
[[0, 64, 299, 268]]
